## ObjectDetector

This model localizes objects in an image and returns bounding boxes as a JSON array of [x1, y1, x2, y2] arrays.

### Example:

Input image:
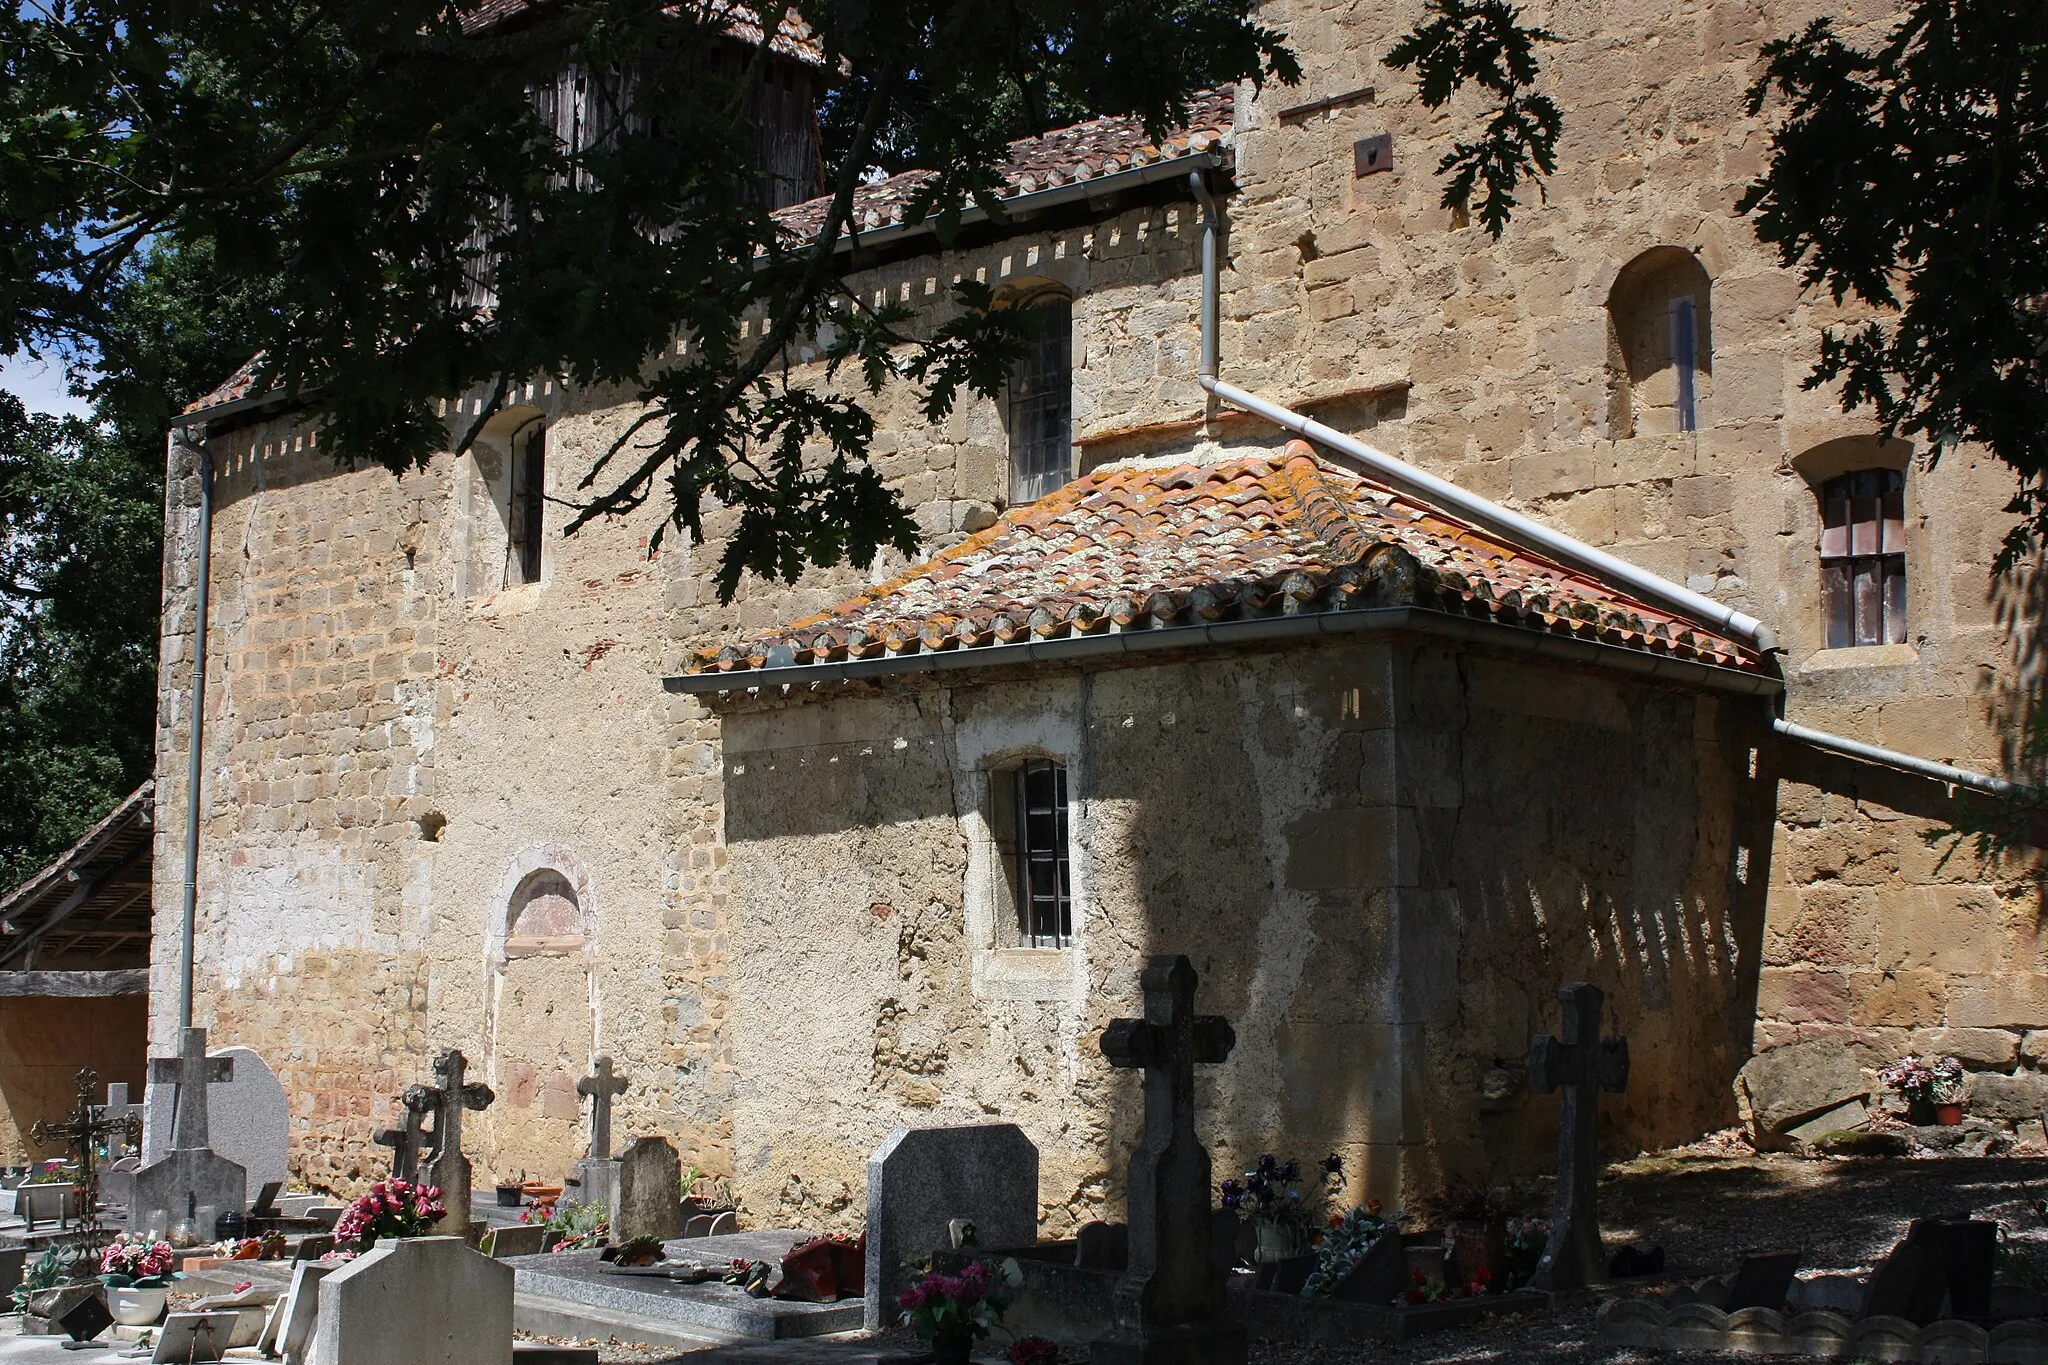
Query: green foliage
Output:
[[1740, 3, 2048, 568], [1383, 0, 1560, 236], [0, 239, 257, 889], [10, 1248, 66, 1312], [0, 0, 1296, 599]]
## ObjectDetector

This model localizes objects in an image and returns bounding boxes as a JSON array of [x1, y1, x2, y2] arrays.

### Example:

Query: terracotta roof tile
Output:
[[684, 441, 1763, 678], [181, 90, 1232, 420], [773, 87, 1234, 241]]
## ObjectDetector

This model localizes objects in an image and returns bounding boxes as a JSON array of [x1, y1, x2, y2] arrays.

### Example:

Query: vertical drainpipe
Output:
[[172, 426, 213, 1033]]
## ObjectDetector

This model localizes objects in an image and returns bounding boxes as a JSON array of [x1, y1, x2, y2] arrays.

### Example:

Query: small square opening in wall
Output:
[[1353, 133, 1394, 178]]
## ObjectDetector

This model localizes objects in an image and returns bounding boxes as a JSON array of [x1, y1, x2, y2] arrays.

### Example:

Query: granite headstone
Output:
[[148, 1045, 289, 1194], [609, 1135, 683, 1243], [312, 1235, 513, 1365], [864, 1123, 1039, 1332]]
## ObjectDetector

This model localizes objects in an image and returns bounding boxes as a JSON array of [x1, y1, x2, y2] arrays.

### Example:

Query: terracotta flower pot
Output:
[[1936, 1102, 1964, 1126]]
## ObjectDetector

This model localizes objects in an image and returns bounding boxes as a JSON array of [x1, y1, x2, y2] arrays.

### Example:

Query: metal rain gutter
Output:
[[1181, 171, 2037, 802], [170, 429, 213, 1031], [663, 605, 1780, 698], [1771, 718, 2031, 800]]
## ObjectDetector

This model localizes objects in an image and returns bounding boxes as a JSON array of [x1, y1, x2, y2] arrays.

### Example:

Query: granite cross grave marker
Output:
[[1527, 981, 1629, 1292], [576, 1056, 629, 1161], [1091, 955, 1243, 1365], [131, 1026, 247, 1238], [418, 1049, 493, 1235], [101, 1082, 144, 1160], [373, 1086, 435, 1184]]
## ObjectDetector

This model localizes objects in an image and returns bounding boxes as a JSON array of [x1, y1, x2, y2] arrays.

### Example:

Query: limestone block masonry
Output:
[[153, 0, 2041, 1217]]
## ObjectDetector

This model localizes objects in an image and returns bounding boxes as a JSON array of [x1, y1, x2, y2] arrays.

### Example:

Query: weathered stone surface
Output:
[[609, 1136, 682, 1244], [863, 1123, 1039, 1331], [130, 1147, 246, 1240], [1736, 1042, 1869, 1137], [313, 1235, 513, 1365], [1966, 1072, 2048, 1121]]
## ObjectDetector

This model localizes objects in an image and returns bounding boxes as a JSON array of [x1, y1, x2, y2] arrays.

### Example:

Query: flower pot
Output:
[[1935, 1102, 1965, 1127], [1907, 1098, 1938, 1126], [108, 1285, 167, 1326], [1253, 1221, 1306, 1264], [1451, 1218, 1507, 1294], [496, 1185, 524, 1209], [930, 1333, 974, 1365]]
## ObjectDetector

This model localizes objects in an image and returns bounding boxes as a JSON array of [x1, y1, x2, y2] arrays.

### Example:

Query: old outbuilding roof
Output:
[[775, 86, 1233, 240], [180, 90, 1234, 420], [0, 782, 154, 977], [677, 442, 1765, 683]]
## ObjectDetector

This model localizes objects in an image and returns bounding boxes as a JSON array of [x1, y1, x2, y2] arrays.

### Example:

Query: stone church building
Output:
[[152, 0, 2041, 1226]]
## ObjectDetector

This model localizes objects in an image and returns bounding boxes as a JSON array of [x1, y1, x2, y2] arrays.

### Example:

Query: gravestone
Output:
[[204, 1046, 290, 1194], [864, 1123, 1039, 1331], [1726, 1250, 1803, 1310], [32, 1066, 138, 1218], [486, 1223, 547, 1258], [610, 1135, 683, 1243], [1091, 955, 1243, 1365], [1526, 982, 1629, 1292], [312, 1235, 512, 1365], [131, 1026, 246, 1240], [1076, 1221, 1130, 1272], [1862, 1218, 1998, 1325], [373, 1086, 435, 1184], [417, 1049, 494, 1236], [569, 1056, 630, 1215], [101, 1082, 145, 1160]]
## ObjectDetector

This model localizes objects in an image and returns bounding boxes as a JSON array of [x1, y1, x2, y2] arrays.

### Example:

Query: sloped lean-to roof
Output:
[[180, 90, 1234, 421], [0, 781, 154, 988], [670, 442, 1771, 693]]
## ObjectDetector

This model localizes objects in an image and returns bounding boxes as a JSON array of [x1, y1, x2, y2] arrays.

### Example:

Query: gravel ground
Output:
[[526, 1144, 2048, 1365]]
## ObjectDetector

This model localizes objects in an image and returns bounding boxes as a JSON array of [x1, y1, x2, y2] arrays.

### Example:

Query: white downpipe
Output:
[[1182, 171, 2040, 800]]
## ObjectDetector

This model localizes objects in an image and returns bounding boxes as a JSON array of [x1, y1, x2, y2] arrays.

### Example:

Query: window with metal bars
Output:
[[1006, 297, 1073, 505], [1011, 759, 1072, 948], [1820, 469, 1906, 648], [507, 423, 546, 585]]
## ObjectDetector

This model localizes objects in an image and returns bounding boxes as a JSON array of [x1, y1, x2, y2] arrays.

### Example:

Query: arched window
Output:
[[988, 757, 1073, 948], [1820, 469, 1906, 648], [1606, 248, 1713, 438], [505, 868, 582, 957], [1006, 295, 1073, 505], [506, 421, 546, 585]]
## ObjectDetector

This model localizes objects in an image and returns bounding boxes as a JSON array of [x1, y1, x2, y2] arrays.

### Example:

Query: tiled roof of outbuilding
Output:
[[775, 87, 1234, 240], [682, 442, 1763, 679]]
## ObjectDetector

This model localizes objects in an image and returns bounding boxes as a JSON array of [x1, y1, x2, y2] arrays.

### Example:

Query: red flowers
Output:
[[333, 1178, 447, 1249]]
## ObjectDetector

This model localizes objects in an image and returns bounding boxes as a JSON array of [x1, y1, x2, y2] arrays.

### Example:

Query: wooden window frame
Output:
[[1006, 295, 1073, 506], [1819, 468, 1906, 648], [1007, 758, 1073, 948]]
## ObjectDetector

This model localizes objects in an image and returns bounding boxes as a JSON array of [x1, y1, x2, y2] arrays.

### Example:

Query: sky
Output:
[[0, 352, 94, 419]]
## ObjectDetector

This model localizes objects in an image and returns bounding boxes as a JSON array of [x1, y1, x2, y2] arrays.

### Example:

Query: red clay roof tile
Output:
[[685, 441, 1763, 679]]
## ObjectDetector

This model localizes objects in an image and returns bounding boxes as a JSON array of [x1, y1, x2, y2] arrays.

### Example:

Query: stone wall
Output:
[[714, 637, 1751, 1228], [150, 0, 2045, 1200]]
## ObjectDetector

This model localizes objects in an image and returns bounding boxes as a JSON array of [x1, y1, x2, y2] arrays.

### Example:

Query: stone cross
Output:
[[31, 1067, 140, 1218], [418, 1049, 493, 1233], [1527, 981, 1630, 1292], [1091, 955, 1245, 1365], [148, 1026, 235, 1151], [100, 1083, 145, 1161], [373, 1087, 436, 1184], [576, 1056, 630, 1161]]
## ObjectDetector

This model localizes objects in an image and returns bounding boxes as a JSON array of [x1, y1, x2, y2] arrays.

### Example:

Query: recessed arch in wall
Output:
[[484, 843, 599, 1183], [1605, 247, 1714, 439]]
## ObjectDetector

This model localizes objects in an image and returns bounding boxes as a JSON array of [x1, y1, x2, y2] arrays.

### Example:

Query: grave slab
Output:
[[314, 1234, 513, 1365], [863, 1123, 1038, 1331], [510, 1230, 861, 1340]]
